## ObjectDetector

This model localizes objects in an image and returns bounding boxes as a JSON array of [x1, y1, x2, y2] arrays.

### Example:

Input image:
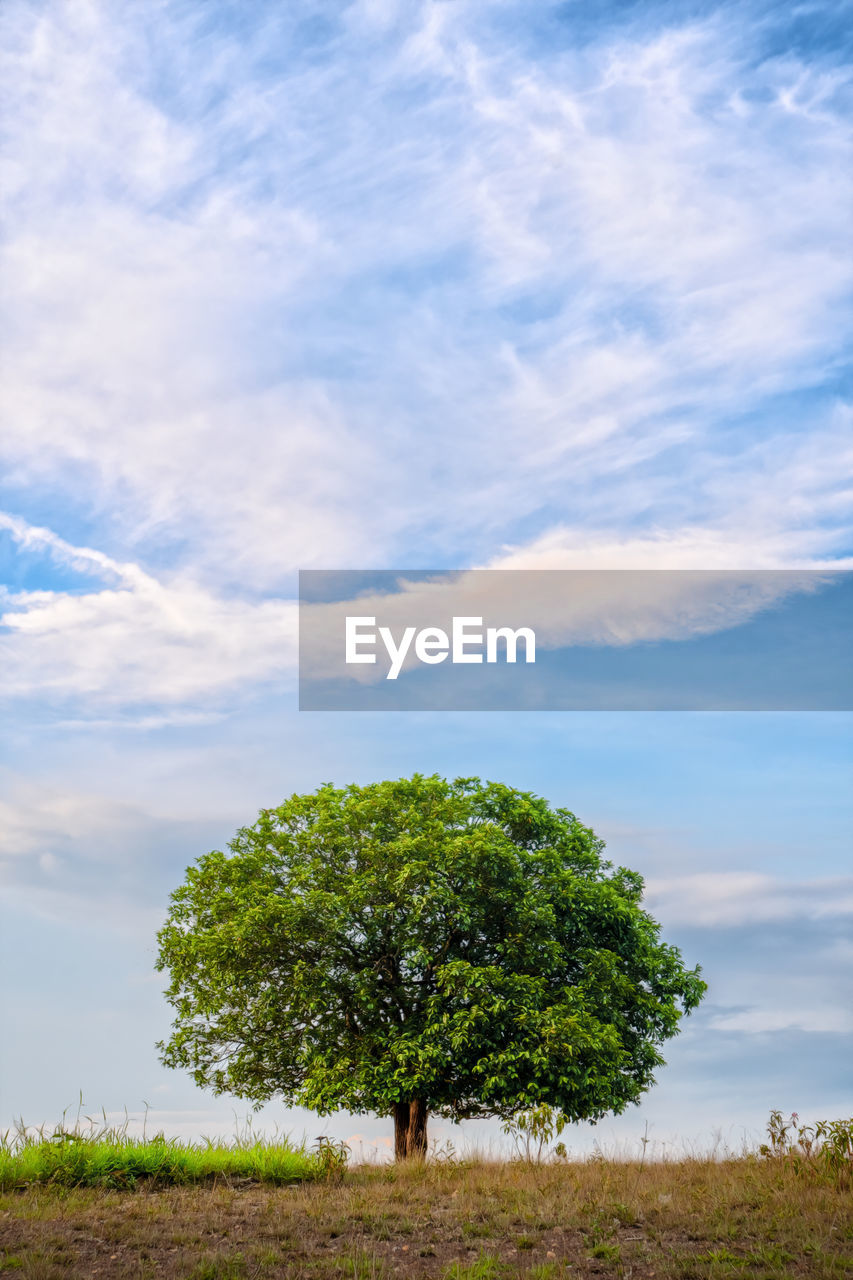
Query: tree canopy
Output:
[[156, 775, 706, 1157]]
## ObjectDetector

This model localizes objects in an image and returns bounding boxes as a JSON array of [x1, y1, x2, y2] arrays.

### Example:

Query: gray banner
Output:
[[298, 569, 853, 710]]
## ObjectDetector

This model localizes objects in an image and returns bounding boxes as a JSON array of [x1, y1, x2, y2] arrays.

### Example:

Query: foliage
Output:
[[156, 775, 706, 1132], [501, 1103, 569, 1163], [312, 1135, 351, 1182], [760, 1109, 853, 1187]]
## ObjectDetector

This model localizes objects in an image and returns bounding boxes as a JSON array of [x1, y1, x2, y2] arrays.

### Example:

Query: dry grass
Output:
[[1, 1152, 851, 1279]]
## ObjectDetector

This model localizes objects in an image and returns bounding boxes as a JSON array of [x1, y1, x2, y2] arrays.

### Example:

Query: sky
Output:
[[1, 0, 851, 1158]]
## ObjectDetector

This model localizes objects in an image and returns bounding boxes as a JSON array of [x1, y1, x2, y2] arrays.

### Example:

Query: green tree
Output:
[[156, 775, 706, 1159]]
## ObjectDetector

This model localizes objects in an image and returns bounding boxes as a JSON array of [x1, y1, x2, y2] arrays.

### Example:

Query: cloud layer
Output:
[[2, 0, 851, 714], [1, 0, 850, 1144], [2, 1, 851, 613]]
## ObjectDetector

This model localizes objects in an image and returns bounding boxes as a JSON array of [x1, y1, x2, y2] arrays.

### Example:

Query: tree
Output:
[[156, 775, 706, 1159]]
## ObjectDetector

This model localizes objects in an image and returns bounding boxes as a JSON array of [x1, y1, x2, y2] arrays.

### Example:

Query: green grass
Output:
[[444, 1256, 504, 1279], [0, 1120, 331, 1190]]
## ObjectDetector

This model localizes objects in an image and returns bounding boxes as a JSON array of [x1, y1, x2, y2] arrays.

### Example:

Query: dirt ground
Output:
[[1, 1157, 851, 1279]]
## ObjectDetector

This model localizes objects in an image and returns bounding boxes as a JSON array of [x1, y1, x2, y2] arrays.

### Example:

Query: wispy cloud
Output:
[[644, 871, 853, 1035], [706, 1007, 853, 1034], [644, 871, 853, 927], [1, 0, 850, 610]]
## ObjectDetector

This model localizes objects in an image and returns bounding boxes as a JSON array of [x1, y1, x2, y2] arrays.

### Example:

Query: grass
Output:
[[0, 1118, 338, 1191], [0, 1121, 851, 1278]]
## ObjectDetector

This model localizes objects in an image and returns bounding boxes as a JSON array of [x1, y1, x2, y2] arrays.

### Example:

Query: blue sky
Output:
[[1, 0, 851, 1155]]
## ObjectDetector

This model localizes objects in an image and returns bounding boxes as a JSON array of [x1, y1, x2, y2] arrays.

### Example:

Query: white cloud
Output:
[[644, 871, 853, 927], [0, 768, 238, 934], [488, 521, 853, 573], [643, 872, 853, 1037], [0, 512, 297, 707], [708, 1007, 853, 1034], [0, 0, 849, 600], [0, 785, 131, 860]]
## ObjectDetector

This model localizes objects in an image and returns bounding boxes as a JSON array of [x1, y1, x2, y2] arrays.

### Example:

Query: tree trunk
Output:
[[393, 1103, 409, 1161], [392, 1099, 428, 1160]]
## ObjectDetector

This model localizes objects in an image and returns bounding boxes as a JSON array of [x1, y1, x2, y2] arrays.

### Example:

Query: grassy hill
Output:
[[1, 1124, 850, 1279]]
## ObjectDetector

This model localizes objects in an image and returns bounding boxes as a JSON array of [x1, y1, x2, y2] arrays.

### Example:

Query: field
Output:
[[1, 1135, 851, 1280]]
